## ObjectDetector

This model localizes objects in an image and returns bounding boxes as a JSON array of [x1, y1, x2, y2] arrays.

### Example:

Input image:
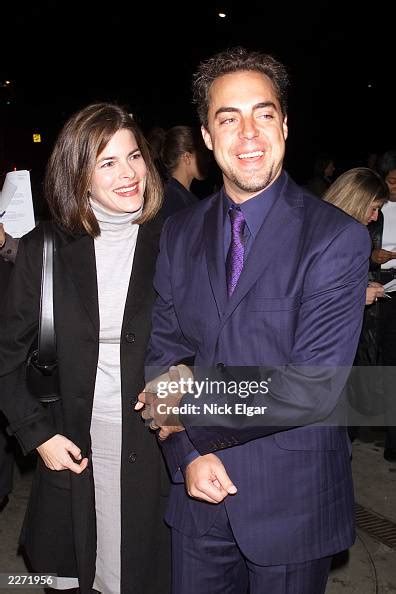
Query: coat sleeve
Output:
[[145, 219, 199, 476], [0, 229, 56, 454], [146, 218, 198, 371], [183, 221, 372, 454]]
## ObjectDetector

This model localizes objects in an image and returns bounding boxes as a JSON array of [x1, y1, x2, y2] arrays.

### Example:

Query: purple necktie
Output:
[[226, 207, 246, 297]]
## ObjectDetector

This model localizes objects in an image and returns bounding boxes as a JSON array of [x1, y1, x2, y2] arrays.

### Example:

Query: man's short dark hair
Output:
[[192, 46, 289, 128]]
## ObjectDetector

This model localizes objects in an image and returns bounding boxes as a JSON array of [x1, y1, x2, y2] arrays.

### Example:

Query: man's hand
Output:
[[185, 453, 237, 503], [36, 434, 88, 474], [371, 248, 396, 265], [135, 364, 193, 439]]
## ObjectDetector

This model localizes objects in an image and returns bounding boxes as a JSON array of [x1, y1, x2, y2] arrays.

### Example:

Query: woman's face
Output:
[[90, 128, 147, 214], [364, 199, 383, 225], [385, 169, 396, 202]]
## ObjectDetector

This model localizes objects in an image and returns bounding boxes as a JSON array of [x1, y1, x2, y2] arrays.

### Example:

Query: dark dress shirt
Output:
[[223, 171, 285, 260]]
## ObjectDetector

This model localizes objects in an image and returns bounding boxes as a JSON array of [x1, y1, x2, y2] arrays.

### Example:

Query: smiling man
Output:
[[144, 47, 371, 594]]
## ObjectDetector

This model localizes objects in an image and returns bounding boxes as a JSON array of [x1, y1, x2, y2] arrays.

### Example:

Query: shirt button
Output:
[[128, 452, 137, 463], [125, 332, 136, 343]]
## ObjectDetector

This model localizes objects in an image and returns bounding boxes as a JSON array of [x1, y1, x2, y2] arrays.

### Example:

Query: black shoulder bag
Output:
[[26, 223, 60, 403]]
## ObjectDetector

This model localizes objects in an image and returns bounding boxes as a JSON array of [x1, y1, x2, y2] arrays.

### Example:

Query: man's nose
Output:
[[240, 118, 258, 139]]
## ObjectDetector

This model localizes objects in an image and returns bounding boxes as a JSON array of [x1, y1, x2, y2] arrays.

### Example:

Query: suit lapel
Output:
[[222, 175, 304, 323], [58, 234, 99, 333], [204, 196, 228, 317]]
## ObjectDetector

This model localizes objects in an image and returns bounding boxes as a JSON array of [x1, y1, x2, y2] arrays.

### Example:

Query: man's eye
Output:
[[220, 117, 236, 125], [258, 113, 274, 120]]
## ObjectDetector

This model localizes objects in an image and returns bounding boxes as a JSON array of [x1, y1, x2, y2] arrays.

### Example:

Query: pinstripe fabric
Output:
[[172, 504, 332, 594], [165, 427, 355, 565]]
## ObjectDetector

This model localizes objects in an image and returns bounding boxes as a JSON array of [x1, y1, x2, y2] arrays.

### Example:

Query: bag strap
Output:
[[37, 222, 56, 366]]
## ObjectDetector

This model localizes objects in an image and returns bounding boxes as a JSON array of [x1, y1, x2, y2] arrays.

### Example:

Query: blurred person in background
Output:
[[159, 125, 211, 219], [305, 152, 336, 198], [369, 150, 396, 461], [323, 167, 389, 441], [323, 167, 388, 304]]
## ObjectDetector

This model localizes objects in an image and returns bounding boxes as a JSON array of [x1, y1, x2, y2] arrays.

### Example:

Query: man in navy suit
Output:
[[138, 47, 371, 594]]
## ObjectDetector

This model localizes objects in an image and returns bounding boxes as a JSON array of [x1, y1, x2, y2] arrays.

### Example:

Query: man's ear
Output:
[[201, 126, 213, 151]]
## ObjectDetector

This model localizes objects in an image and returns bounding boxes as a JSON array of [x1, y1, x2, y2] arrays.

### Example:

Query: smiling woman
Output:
[[91, 128, 147, 214], [0, 103, 169, 594]]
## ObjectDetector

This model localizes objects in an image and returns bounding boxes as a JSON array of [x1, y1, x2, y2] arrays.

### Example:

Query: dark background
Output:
[[1, 0, 395, 207]]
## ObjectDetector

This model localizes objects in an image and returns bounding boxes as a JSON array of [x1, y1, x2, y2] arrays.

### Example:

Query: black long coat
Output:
[[0, 220, 170, 594]]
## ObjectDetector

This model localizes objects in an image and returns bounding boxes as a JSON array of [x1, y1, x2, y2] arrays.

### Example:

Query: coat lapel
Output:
[[58, 234, 99, 333], [122, 218, 161, 327], [204, 196, 228, 317]]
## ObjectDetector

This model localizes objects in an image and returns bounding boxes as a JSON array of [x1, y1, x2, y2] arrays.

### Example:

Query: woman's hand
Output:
[[366, 282, 385, 305], [36, 434, 88, 474], [371, 248, 396, 265], [0, 223, 6, 248]]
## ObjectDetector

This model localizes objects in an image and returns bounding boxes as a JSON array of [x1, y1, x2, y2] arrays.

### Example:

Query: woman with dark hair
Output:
[[159, 125, 210, 218], [0, 103, 170, 593]]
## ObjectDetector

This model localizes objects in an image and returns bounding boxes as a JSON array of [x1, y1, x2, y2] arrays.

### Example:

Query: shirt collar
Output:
[[222, 171, 285, 239]]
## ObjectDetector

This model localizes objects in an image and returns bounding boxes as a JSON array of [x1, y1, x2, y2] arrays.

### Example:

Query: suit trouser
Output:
[[171, 503, 332, 594]]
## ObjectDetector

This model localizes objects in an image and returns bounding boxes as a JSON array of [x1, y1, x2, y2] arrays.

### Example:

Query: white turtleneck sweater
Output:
[[90, 200, 142, 424], [89, 200, 143, 594]]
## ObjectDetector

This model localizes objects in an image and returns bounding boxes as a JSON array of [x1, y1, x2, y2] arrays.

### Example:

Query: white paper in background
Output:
[[0, 170, 35, 238], [382, 279, 396, 293], [0, 175, 17, 215]]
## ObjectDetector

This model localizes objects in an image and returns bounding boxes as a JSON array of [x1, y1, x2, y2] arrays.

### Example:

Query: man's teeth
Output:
[[238, 151, 263, 159]]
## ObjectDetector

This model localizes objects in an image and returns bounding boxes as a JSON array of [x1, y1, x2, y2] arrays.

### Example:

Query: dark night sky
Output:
[[1, 0, 395, 185]]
